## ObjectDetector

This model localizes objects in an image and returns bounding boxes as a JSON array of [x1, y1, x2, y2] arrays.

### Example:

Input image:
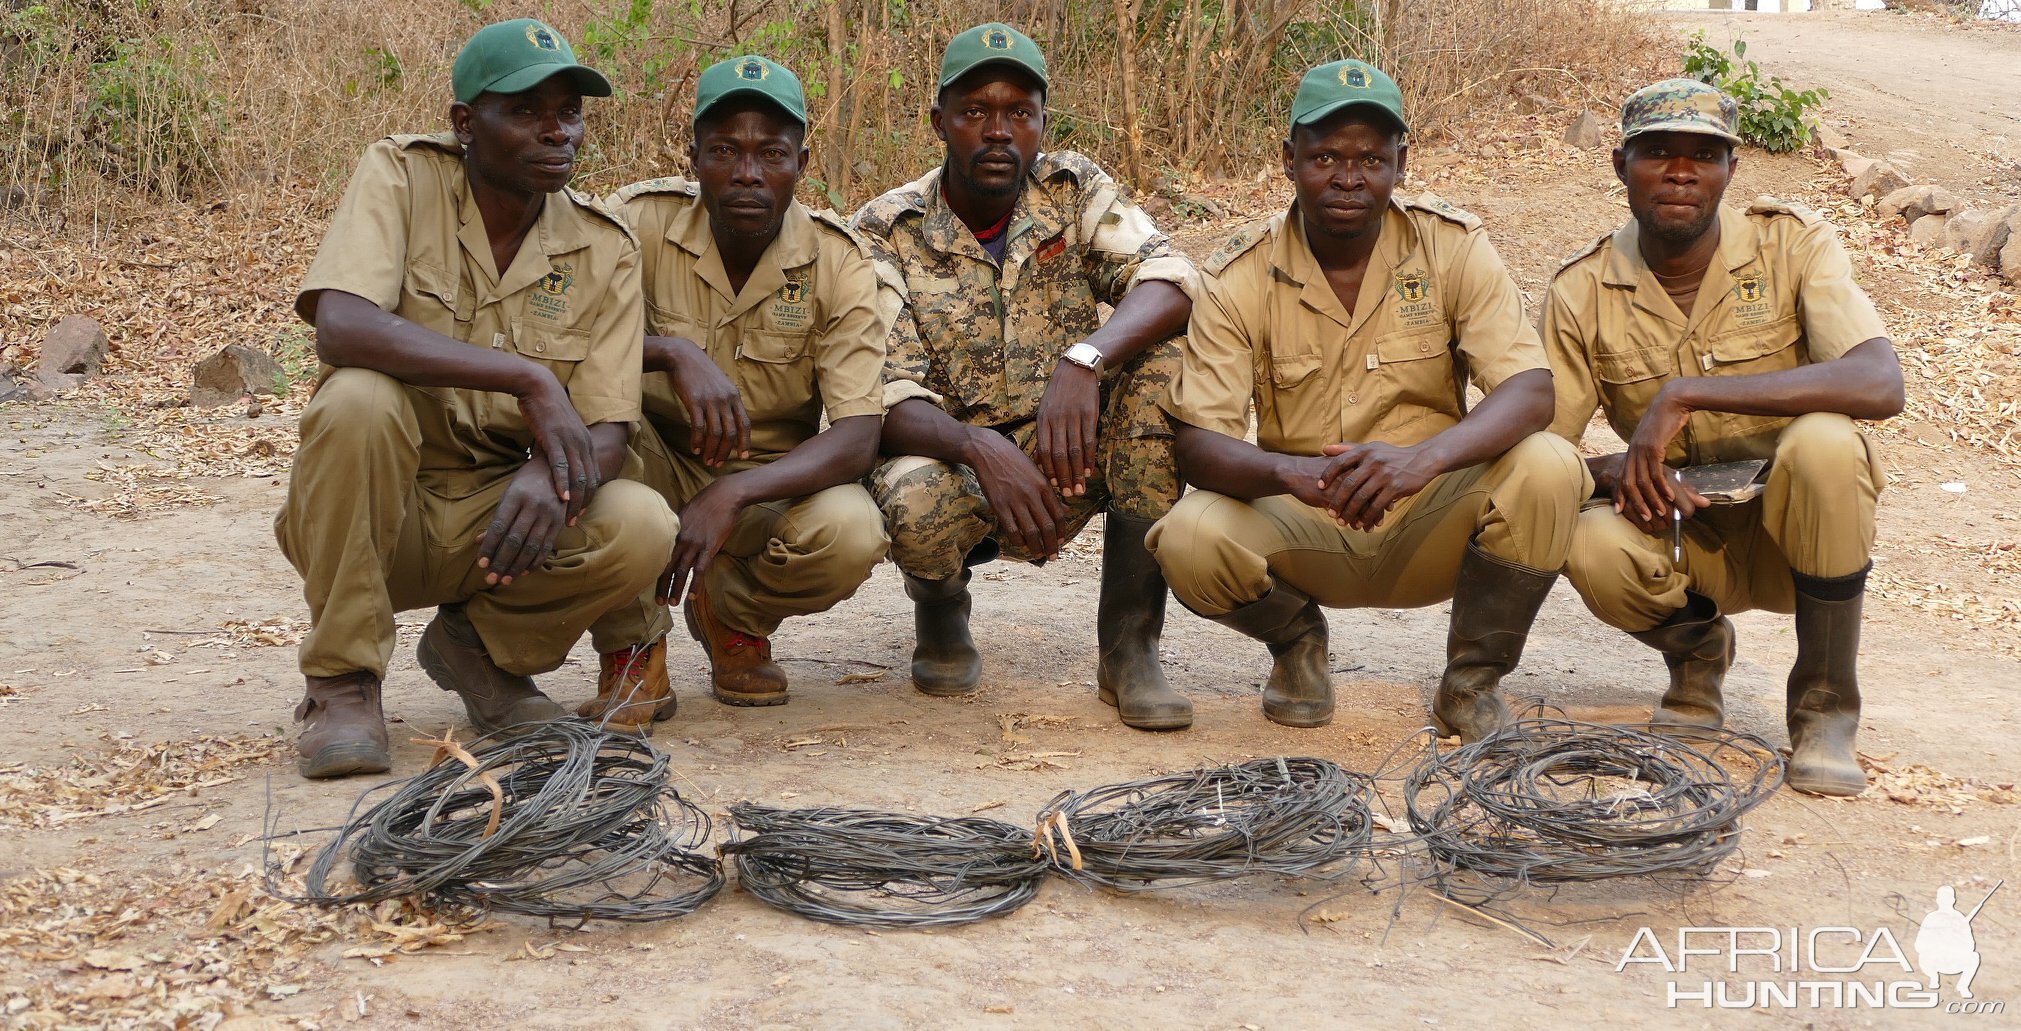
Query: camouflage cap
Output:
[[1290, 60, 1407, 134], [1620, 78, 1741, 145], [451, 19, 611, 104], [939, 23, 1048, 91], [694, 55, 807, 127]]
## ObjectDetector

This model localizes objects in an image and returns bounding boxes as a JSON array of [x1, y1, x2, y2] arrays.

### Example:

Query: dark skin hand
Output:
[[882, 399, 1071, 561], [658, 414, 882, 603], [479, 422, 629, 585], [1034, 281, 1191, 497], [1600, 337, 1904, 534], [1173, 368, 1555, 529], [308, 290, 601, 526], [645, 335, 750, 467]]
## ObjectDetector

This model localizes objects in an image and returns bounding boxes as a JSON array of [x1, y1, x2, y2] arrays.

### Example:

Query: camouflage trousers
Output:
[[872, 338, 1184, 581]]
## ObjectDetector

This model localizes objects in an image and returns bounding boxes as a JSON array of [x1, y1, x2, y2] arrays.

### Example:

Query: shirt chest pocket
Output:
[[1703, 317, 1802, 376], [403, 262, 474, 334], [1373, 327, 1456, 413], [736, 329, 817, 421]]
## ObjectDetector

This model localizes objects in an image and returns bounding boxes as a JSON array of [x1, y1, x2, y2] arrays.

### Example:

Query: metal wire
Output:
[[287, 719, 724, 922], [1400, 716, 1785, 900], [1035, 756, 1375, 892], [723, 805, 1050, 928]]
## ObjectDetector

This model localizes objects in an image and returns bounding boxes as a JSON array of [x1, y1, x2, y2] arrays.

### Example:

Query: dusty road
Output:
[[3, 8, 2020, 1030]]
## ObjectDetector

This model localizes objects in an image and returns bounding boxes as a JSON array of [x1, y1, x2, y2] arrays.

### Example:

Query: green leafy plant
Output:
[[1680, 31, 1828, 154]]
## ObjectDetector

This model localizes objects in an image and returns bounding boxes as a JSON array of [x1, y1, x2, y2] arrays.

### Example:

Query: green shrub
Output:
[[1680, 31, 1828, 154]]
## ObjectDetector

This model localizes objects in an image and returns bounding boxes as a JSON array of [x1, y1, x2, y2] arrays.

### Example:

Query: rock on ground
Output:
[[188, 345, 287, 408], [1878, 184, 1958, 224], [1908, 212, 1949, 249], [39, 316, 108, 379], [1849, 160, 1909, 202], [1562, 111, 1603, 150]]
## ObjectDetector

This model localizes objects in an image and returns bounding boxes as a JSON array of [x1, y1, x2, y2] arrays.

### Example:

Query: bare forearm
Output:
[[1409, 368, 1554, 477], [1083, 280, 1190, 367], [311, 290, 549, 397], [881, 398, 987, 464], [588, 422, 630, 482], [1172, 421, 1313, 500], [708, 416, 881, 509], [1659, 338, 1904, 421]]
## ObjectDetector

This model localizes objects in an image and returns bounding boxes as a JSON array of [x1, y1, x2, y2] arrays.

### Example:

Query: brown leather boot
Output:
[[1432, 543, 1558, 742], [1207, 580, 1333, 728], [294, 671, 391, 779], [684, 585, 789, 706], [1095, 513, 1191, 730], [1786, 567, 1869, 797], [903, 569, 983, 697], [416, 604, 566, 735], [576, 636, 676, 734], [1629, 591, 1734, 731]]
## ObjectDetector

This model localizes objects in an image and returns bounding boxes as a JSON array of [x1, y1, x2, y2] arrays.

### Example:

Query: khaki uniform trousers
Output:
[[870, 347, 1184, 581], [1148, 432, 1589, 616], [274, 368, 676, 680], [590, 420, 888, 647], [1565, 413, 1882, 633]]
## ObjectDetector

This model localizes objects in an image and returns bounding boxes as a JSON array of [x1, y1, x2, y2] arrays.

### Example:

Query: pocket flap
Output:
[[1592, 346, 1670, 385], [1708, 317, 1799, 364], [513, 324, 591, 362], [1269, 351, 1322, 388], [406, 262, 471, 321], [1374, 326, 1450, 364], [739, 329, 812, 364]]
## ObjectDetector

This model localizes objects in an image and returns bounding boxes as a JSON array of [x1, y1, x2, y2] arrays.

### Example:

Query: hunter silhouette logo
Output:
[[526, 25, 560, 51], [1340, 65, 1369, 89], [1915, 882, 1998, 1000], [737, 58, 769, 81], [983, 28, 1013, 50], [1733, 272, 1767, 304]]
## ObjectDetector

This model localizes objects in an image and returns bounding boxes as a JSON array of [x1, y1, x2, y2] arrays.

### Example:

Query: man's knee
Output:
[[1775, 413, 1866, 487], [792, 486, 890, 577], [1565, 507, 1665, 632], [579, 479, 677, 575], [1495, 431, 1592, 508], [1148, 491, 1254, 613], [301, 368, 415, 444], [874, 456, 982, 578]]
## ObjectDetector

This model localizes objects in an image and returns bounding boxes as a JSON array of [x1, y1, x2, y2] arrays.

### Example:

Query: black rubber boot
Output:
[[1629, 591, 1735, 731], [1208, 580, 1332, 728], [1432, 542, 1559, 742], [1095, 513, 1191, 730], [1786, 566, 1870, 797], [904, 569, 983, 696]]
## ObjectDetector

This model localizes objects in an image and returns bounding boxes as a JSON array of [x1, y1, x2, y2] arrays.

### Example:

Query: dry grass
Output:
[[1, 0, 1661, 222]]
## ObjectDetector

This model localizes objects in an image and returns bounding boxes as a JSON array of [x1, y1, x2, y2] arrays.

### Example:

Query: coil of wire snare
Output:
[[1402, 717, 1784, 891], [1036, 756, 1374, 892], [296, 720, 724, 922], [724, 805, 1051, 928]]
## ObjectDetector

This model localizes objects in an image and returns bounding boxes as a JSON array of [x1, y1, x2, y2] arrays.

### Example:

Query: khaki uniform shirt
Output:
[[608, 178, 886, 463], [850, 151, 1197, 435], [297, 133, 643, 494], [1164, 196, 1544, 455], [1544, 199, 1889, 464]]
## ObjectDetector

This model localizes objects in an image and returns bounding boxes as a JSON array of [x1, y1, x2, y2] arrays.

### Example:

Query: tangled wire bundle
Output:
[[1401, 717, 1784, 893], [292, 720, 723, 922], [723, 805, 1050, 928], [1036, 757, 1374, 891]]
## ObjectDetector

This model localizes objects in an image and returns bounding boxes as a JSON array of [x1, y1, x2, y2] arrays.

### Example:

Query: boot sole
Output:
[[713, 688, 788, 707], [1786, 772, 1867, 797], [1264, 707, 1334, 729], [298, 742, 391, 780]]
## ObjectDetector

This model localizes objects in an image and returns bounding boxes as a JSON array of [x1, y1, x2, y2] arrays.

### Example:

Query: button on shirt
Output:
[[1544, 199, 1889, 465], [296, 133, 644, 494], [1164, 196, 1544, 455]]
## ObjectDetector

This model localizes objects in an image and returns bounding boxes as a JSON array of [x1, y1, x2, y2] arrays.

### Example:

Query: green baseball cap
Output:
[[1620, 78, 1742, 145], [451, 19, 611, 104], [1290, 60, 1407, 134], [694, 55, 807, 127], [939, 23, 1048, 91]]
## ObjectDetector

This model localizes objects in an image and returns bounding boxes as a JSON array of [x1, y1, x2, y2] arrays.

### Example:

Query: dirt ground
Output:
[[4, 8, 2021, 1030]]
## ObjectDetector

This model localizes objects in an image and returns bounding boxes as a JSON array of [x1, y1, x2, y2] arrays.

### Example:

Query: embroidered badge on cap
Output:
[[983, 28, 1013, 50], [526, 24, 560, 51], [1340, 65, 1369, 88], [737, 57, 769, 80]]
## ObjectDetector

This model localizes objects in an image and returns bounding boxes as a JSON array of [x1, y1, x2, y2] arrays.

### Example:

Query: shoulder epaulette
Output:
[[1745, 195, 1823, 226], [1404, 191, 1482, 230], [849, 184, 929, 237], [1557, 232, 1611, 272], [387, 132, 461, 154], [565, 187, 636, 242], [1203, 220, 1271, 276], [810, 207, 874, 256], [1035, 150, 1105, 187], [610, 177, 700, 205]]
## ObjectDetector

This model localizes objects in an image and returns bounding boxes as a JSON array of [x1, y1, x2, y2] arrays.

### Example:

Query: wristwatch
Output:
[[1062, 342, 1104, 372]]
